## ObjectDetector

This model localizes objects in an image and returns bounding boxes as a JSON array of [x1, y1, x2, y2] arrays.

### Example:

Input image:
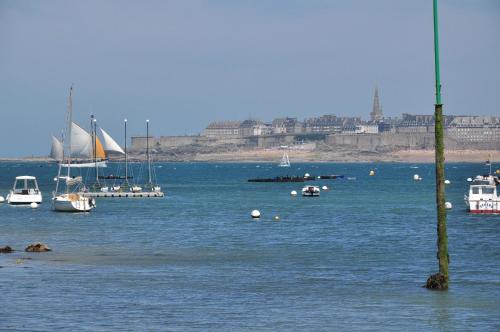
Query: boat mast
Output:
[[92, 115, 99, 184], [66, 86, 74, 193], [146, 119, 152, 186], [124, 118, 128, 186], [488, 153, 492, 175]]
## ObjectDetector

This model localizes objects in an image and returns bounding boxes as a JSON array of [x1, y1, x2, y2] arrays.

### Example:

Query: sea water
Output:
[[0, 162, 499, 331]]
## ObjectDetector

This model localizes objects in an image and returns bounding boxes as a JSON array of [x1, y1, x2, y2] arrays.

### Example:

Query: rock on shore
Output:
[[25, 243, 51, 252], [0, 246, 13, 253]]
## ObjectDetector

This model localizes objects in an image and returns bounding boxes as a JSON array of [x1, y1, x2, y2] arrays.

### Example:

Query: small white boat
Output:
[[131, 185, 142, 193], [278, 146, 291, 167], [53, 193, 95, 212], [464, 175, 500, 214], [302, 185, 320, 197], [7, 176, 42, 205]]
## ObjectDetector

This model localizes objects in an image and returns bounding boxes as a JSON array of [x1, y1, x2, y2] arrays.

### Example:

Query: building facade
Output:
[[202, 121, 241, 138]]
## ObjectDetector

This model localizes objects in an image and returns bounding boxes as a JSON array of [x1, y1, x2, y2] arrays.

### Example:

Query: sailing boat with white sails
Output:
[[278, 146, 291, 167], [52, 87, 96, 212]]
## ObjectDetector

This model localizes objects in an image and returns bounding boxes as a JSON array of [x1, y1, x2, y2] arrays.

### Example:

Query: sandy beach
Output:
[[189, 149, 500, 163], [3, 149, 498, 163]]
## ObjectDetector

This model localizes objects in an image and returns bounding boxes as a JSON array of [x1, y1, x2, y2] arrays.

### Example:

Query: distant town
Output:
[[131, 88, 500, 156]]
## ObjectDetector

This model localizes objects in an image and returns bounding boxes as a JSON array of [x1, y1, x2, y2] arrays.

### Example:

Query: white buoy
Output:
[[251, 210, 261, 218], [444, 180, 451, 185], [274, 215, 280, 221], [290, 190, 297, 196], [445, 202, 452, 209], [30, 202, 38, 209], [322, 185, 328, 191], [467, 178, 473, 182], [369, 170, 375, 176], [304, 173, 310, 178], [0, 196, 5, 203], [413, 174, 420, 181]]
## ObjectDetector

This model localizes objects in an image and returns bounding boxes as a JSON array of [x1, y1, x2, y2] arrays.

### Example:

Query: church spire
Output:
[[370, 86, 383, 122]]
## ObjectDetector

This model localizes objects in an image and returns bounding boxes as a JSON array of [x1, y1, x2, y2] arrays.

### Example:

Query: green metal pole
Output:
[[433, 0, 442, 105], [427, 0, 449, 290]]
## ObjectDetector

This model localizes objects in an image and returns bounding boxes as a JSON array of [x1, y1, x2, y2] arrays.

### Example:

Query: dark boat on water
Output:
[[248, 174, 344, 182], [248, 176, 307, 183], [317, 175, 345, 179]]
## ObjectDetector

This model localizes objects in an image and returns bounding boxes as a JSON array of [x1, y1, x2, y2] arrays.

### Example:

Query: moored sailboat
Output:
[[143, 119, 162, 193], [52, 86, 96, 212], [80, 118, 164, 198]]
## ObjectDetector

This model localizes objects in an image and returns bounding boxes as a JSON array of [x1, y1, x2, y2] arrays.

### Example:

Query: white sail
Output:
[[50, 135, 64, 161], [278, 151, 290, 167], [100, 128, 125, 154], [70, 122, 93, 158]]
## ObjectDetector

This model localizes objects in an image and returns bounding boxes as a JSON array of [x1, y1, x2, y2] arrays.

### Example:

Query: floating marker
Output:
[[467, 178, 473, 182], [321, 186, 328, 191], [30, 202, 38, 209], [413, 174, 420, 181], [369, 170, 375, 176], [445, 202, 452, 209], [304, 173, 310, 178], [274, 216, 280, 221], [251, 210, 261, 218], [290, 190, 297, 196], [444, 180, 451, 185]]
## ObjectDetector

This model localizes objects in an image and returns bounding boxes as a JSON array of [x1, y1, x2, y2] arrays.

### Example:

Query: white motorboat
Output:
[[464, 175, 500, 214], [302, 185, 320, 197], [52, 86, 96, 212], [6, 176, 42, 205]]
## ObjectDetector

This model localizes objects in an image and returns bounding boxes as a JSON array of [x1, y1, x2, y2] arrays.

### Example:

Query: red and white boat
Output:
[[465, 175, 500, 214]]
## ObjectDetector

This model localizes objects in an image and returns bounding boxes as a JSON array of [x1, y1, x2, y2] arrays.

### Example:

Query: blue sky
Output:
[[1, 0, 499, 157]]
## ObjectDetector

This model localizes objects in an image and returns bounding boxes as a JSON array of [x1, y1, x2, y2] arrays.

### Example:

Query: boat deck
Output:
[[81, 191, 164, 198]]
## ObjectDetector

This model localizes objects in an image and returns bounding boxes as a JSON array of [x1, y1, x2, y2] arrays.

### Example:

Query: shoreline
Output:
[[1, 149, 498, 163]]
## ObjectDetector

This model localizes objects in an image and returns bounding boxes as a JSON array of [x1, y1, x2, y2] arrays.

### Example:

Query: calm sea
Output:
[[0, 162, 499, 331]]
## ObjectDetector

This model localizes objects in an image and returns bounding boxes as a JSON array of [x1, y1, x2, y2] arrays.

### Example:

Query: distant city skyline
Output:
[[1, 0, 499, 156]]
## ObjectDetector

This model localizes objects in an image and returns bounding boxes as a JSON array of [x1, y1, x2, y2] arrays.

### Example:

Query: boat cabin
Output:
[[12, 176, 40, 195], [469, 184, 498, 199]]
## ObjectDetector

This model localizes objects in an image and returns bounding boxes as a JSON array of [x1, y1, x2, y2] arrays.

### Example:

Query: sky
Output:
[[1, 0, 499, 157]]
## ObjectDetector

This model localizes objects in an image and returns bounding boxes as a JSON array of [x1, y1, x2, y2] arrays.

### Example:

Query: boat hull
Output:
[[302, 192, 320, 197], [466, 200, 500, 214], [302, 186, 320, 197], [7, 192, 43, 205], [468, 209, 500, 214], [53, 194, 95, 212]]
